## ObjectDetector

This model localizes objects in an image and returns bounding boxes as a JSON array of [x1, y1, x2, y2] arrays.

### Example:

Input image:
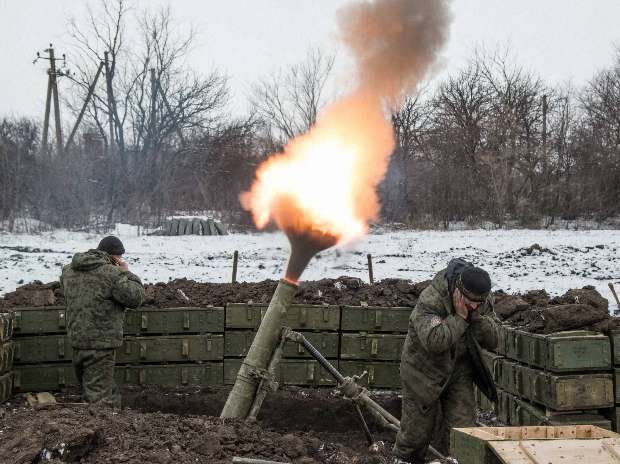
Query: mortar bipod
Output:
[[284, 328, 458, 464]]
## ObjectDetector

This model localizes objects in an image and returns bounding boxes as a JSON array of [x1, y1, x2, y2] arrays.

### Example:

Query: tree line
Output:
[[1, 1, 618, 231]]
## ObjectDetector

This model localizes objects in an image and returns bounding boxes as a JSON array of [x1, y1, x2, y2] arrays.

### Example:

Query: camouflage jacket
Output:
[[400, 260, 498, 411], [60, 249, 144, 349]]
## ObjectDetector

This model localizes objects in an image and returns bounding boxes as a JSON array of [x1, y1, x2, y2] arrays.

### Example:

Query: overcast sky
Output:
[[1, 0, 619, 120]]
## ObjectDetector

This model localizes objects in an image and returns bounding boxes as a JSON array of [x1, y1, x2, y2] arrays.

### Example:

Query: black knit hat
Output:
[[456, 267, 491, 302], [97, 236, 125, 256]]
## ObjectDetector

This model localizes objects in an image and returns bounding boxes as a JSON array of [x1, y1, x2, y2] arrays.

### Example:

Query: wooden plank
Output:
[[490, 438, 620, 464]]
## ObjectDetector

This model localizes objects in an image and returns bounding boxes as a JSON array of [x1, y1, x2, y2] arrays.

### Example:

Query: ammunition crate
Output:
[[450, 425, 619, 464], [498, 358, 613, 410], [480, 349, 503, 383], [125, 307, 224, 335], [12, 307, 67, 335], [511, 394, 612, 430], [117, 335, 223, 364], [606, 407, 620, 432], [13, 335, 72, 364], [339, 361, 400, 389], [116, 363, 223, 386], [339, 333, 405, 361], [224, 331, 338, 358], [0, 371, 12, 403], [224, 358, 338, 387], [474, 386, 495, 412], [496, 389, 511, 425], [341, 306, 411, 333], [502, 328, 611, 372], [0, 312, 14, 342], [225, 303, 340, 331], [0, 341, 15, 374], [13, 363, 77, 392], [15, 334, 224, 365], [609, 331, 620, 365]]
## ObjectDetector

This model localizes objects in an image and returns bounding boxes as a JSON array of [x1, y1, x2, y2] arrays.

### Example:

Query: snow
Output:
[[1, 227, 619, 307]]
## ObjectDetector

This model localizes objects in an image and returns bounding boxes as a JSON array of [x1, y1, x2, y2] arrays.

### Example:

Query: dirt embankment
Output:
[[0, 386, 396, 464], [1, 278, 617, 334]]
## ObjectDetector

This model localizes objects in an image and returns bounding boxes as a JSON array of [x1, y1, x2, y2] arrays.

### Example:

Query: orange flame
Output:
[[241, 92, 394, 245]]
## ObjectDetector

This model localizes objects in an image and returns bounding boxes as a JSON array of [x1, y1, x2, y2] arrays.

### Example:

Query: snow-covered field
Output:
[[1, 227, 619, 306]]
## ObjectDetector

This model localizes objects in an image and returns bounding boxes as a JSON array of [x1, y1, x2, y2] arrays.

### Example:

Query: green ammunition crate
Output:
[[225, 303, 340, 331], [125, 307, 224, 334], [341, 306, 411, 333], [340, 333, 404, 361], [223, 358, 338, 387], [498, 359, 518, 396], [495, 324, 507, 356], [607, 407, 620, 432], [13, 335, 72, 364], [0, 312, 14, 342], [0, 342, 15, 374], [116, 363, 223, 386], [117, 335, 223, 363], [474, 386, 495, 412], [480, 349, 503, 383], [13, 363, 77, 392], [515, 363, 613, 411], [224, 331, 338, 358], [510, 393, 612, 429], [12, 307, 67, 335], [609, 331, 620, 365], [338, 361, 400, 389], [504, 329, 611, 372], [0, 371, 12, 403], [496, 389, 511, 425]]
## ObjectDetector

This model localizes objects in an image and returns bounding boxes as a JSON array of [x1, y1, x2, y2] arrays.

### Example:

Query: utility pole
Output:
[[542, 94, 548, 154], [34, 44, 66, 155]]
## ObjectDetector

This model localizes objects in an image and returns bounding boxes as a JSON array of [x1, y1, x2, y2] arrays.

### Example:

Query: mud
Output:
[[0, 386, 397, 464], [0, 277, 430, 309]]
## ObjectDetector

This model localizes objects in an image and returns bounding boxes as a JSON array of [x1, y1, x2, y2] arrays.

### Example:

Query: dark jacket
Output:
[[400, 259, 498, 411], [60, 249, 144, 349]]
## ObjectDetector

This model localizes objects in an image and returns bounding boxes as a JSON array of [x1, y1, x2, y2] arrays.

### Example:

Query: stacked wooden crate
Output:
[[12, 306, 225, 392], [0, 312, 14, 403], [223, 303, 340, 387], [607, 331, 620, 430], [338, 305, 409, 389], [479, 326, 615, 430]]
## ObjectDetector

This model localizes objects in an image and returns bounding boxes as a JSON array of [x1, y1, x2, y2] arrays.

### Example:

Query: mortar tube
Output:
[[221, 279, 297, 419]]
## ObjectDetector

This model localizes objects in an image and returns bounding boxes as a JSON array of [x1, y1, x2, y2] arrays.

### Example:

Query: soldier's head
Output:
[[97, 235, 125, 258], [454, 267, 491, 311]]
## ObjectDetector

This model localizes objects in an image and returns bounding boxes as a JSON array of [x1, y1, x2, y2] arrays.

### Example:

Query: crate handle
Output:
[[205, 336, 212, 352], [322, 307, 330, 323], [183, 311, 190, 330], [58, 367, 66, 387], [13, 311, 21, 330], [299, 307, 307, 326], [139, 342, 147, 360], [182, 339, 189, 357], [141, 314, 148, 330], [14, 341, 20, 361], [371, 339, 379, 356], [58, 311, 66, 329], [58, 338, 65, 358], [368, 366, 375, 385], [374, 310, 382, 328], [13, 371, 20, 389], [306, 363, 315, 382], [124, 341, 131, 355], [138, 369, 145, 385]]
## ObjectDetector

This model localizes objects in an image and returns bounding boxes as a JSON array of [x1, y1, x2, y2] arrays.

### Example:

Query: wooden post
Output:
[[104, 51, 115, 154], [65, 61, 104, 150], [42, 72, 52, 151], [367, 253, 374, 284], [48, 47, 63, 155], [232, 250, 238, 283], [609, 283, 620, 313]]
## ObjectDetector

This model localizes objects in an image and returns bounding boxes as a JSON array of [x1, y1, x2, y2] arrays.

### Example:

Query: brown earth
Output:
[[0, 386, 398, 464], [0, 277, 430, 309]]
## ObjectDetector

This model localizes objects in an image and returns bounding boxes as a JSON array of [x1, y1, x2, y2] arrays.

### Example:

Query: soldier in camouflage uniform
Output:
[[60, 236, 144, 407], [393, 258, 498, 464]]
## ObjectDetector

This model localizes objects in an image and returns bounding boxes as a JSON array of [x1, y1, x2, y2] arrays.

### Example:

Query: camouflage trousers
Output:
[[393, 368, 475, 463], [73, 348, 121, 408]]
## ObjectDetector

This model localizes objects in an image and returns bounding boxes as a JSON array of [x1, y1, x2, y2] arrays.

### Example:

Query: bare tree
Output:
[[250, 48, 335, 144]]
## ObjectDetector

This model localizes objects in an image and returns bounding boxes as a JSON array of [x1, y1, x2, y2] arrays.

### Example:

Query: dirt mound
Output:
[[0, 386, 396, 464], [1, 277, 430, 309], [498, 286, 619, 334]]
